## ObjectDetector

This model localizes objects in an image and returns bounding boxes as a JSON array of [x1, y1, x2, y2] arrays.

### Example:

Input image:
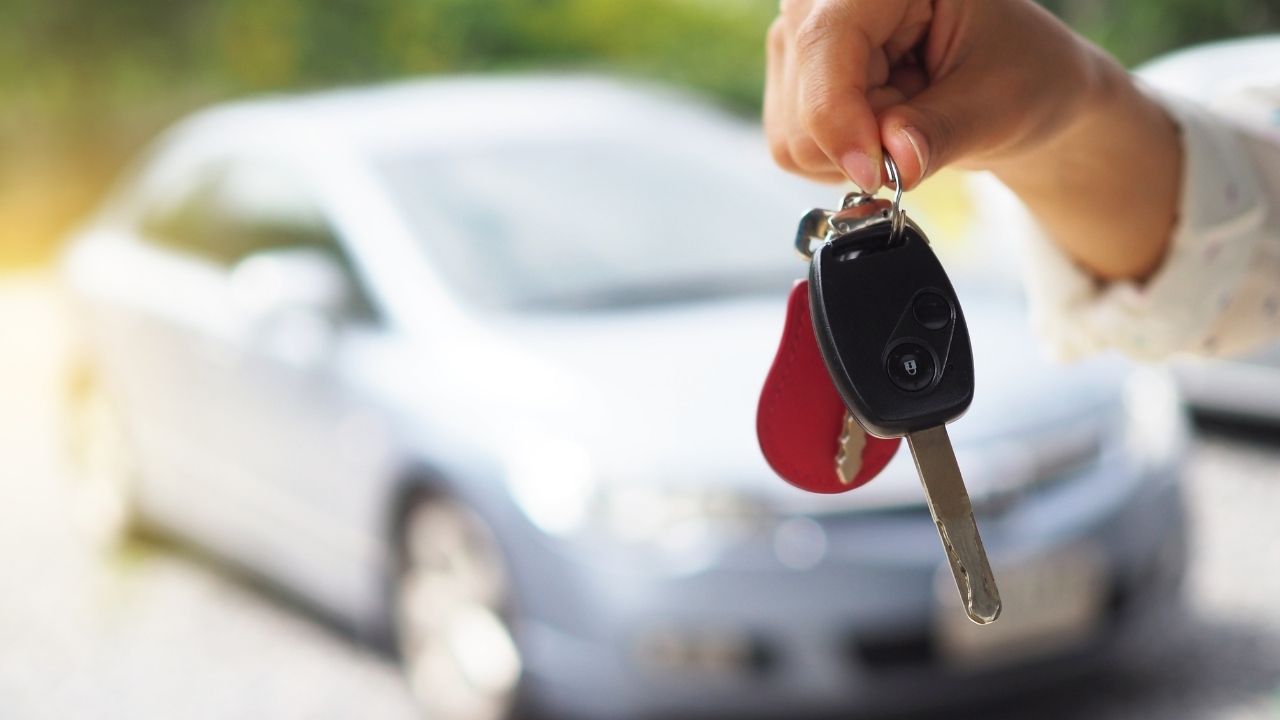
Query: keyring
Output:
[[882, 153, 905, 243], [793, 150, 910, 257]]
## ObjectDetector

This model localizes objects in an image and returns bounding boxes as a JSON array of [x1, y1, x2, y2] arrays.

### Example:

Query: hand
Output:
[[764, 0, 1106, 191], [764, 0, 1182, 282]]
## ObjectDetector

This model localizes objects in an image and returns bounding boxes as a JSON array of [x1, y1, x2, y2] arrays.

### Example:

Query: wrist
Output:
[[987, 49, 1181, 281]]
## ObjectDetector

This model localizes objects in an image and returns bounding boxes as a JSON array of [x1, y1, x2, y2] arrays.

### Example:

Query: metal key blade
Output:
[[906, 426, 1002, 625], [835, 412, 866, 486]]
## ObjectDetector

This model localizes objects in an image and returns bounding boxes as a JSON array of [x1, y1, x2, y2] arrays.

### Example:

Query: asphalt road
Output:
[[2, 273, 1279, 720]]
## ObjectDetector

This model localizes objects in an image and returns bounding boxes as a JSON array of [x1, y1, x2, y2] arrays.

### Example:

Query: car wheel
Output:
[[395, 495, 522, 720], [64, 368, 138, 548]]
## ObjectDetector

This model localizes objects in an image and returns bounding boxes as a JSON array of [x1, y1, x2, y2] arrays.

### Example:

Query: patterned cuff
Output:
[[1011, 86, 1267, 361]]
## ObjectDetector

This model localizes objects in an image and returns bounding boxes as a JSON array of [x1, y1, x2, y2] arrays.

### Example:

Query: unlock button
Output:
[[887, 342, 936, 391]]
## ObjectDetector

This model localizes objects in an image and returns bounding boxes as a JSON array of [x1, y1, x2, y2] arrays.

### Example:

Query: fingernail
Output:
[[840, 150, 880, 193], [899, 126, 929, 180]]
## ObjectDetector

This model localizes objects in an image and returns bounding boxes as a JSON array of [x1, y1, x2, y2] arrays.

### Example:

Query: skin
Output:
[[764, 0, 1182, 282]]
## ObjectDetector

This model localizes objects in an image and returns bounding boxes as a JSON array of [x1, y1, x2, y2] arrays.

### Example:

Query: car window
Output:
[[377, 135, 818, 311], [138, 162, 228, 258], [139, 157, 380, 323]]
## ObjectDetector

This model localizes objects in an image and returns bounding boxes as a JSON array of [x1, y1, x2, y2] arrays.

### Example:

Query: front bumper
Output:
[[513, 459, 1188, 720]]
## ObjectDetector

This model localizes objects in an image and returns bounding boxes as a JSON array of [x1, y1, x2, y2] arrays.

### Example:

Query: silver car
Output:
[[1174, 345, 1280, 424], [61, 76, 1190, 720]]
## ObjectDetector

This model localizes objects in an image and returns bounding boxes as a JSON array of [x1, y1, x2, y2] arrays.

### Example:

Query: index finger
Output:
[[792, 0, 909, 191]]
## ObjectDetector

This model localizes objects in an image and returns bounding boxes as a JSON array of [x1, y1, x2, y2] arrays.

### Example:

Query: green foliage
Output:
[[6, 0, 1275, 137], [1042, 0, 1279, 66], [3, 0, 776, 136]]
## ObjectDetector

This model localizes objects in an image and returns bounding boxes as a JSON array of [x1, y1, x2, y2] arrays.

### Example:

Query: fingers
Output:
[[792, 3, 884, 191], [866, 85, 906, 114], [879, 62, 996, 189], [767, 0, 925, 191], [766, 14, 849, 182], [766, 16, 835, 180], [880, 122, 931, 190], [764, 19, 795, 172]]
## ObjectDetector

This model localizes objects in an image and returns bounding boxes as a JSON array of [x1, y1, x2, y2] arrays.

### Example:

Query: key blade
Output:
[[907, 426, 1002, 625], [835, 412, 866, 485]]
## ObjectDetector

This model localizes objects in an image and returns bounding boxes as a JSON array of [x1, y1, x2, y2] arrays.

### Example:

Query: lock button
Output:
[[886, 342, 936, 391]]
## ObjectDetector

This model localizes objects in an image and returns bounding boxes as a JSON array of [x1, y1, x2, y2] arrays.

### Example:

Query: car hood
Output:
[[487, 286, 1130, 509]]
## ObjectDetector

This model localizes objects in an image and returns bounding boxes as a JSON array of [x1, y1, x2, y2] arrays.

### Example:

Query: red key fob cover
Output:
[[757, 281, 901, 494]]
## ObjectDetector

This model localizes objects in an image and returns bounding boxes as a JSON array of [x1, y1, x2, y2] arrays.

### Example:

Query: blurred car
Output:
[[1173, 345, 1280, 424], [60, 76, 1191, 720]]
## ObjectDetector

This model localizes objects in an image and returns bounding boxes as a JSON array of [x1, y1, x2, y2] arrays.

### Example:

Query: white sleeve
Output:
[[997, 60, 1280, 362]]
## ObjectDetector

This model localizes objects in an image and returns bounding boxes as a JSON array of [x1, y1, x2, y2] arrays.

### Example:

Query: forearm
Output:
[[989, 58, 1183, 283]]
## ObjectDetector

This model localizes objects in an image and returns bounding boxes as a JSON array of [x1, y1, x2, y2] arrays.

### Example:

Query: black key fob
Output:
[[809, 220, 974, 438]]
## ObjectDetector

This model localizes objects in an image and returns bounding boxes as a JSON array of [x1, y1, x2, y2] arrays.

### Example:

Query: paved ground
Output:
[[977, 431, 1280, 720], [2, 273, 1279, 720]]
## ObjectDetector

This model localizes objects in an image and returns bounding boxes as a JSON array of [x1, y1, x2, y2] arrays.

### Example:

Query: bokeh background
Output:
[[5, 2, 1280, 720], [4, 0, 1280, 268]]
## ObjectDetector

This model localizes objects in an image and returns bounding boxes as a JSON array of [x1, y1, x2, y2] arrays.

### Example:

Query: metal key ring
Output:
[[883, 153, 906, 243], [793, 151, 909, 257]]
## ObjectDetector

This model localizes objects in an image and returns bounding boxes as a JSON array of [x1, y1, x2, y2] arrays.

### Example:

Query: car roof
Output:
[[177, 74, 753, 156], [1136, 35, 1280, 103]]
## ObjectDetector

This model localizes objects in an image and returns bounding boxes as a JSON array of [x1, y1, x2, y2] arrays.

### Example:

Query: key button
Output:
[[887, 342, 936, 391], [913, 292, 952, 330]]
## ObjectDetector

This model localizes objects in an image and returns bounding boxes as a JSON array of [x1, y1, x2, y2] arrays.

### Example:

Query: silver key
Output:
[[908, 426, 1001, 624], [803, 155, 1000, 625]]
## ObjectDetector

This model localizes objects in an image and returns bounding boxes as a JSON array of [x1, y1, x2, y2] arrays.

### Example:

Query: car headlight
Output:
[[594, 484, 771, 549], [503, 432, 596, 536], [502, 433, 770, 551], [1123, 367, 1190, 469]]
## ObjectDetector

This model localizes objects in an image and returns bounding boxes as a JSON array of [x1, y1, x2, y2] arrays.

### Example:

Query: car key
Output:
[[835, 413, 866, 485], [757, 279, 902, 494], [758, 199, 904, 495], [803, 158, 1001, 625]]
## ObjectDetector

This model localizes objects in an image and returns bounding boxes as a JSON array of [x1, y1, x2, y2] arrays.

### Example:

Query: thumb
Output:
[[879, 76, 992, 189]]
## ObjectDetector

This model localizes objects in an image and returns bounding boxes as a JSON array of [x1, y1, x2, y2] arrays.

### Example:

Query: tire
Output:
[[63, 366, 138, 549], [394, 495, 523, 720]]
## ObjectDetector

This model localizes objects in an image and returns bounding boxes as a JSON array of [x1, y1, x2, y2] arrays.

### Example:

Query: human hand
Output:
[[764, 0, 1112, 191]]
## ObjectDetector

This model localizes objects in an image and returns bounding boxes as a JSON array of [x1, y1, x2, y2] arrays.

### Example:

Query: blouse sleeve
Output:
[[1006, 79, 1280, 362]]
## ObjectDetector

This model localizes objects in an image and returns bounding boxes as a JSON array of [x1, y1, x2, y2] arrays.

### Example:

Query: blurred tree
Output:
[[1043, 0, 1278, 65], [1, 0, 1277, 266]]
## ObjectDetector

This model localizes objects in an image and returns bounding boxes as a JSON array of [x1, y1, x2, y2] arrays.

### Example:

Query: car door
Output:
[[94, 154, 266, 547], [124, 152, 393, 618]]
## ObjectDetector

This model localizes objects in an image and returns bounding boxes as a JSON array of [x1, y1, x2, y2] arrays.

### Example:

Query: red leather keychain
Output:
[[757, 280, 901, 494]]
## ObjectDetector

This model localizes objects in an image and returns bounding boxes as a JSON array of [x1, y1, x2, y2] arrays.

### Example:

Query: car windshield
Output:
[[377, 133, 825, 310]]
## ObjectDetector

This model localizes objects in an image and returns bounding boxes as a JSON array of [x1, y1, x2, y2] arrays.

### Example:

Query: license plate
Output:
[[934, 544, 1107, 669]]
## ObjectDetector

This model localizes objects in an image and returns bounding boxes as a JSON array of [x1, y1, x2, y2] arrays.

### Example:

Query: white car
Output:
[[62, 76, 1190, 720]]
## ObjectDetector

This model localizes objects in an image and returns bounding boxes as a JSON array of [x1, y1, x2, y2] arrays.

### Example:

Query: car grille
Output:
[[795, 415, 1110, 522], [1026, 419, 1104, 489]]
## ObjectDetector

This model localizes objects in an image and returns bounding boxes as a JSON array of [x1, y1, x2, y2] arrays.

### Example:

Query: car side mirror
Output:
[[229, 248, 353, 365]]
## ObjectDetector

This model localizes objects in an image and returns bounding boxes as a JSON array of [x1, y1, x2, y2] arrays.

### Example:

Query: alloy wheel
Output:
[[395, 497, 522, 720]]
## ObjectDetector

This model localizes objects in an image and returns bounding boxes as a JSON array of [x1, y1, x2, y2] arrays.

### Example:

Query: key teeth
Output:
[[959, 547, 1002, 625], [970, 575, 1003, 624], [908, 427, 1002, 627], [834, 413, 866, 486], [936, 519, 1003, 626]]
